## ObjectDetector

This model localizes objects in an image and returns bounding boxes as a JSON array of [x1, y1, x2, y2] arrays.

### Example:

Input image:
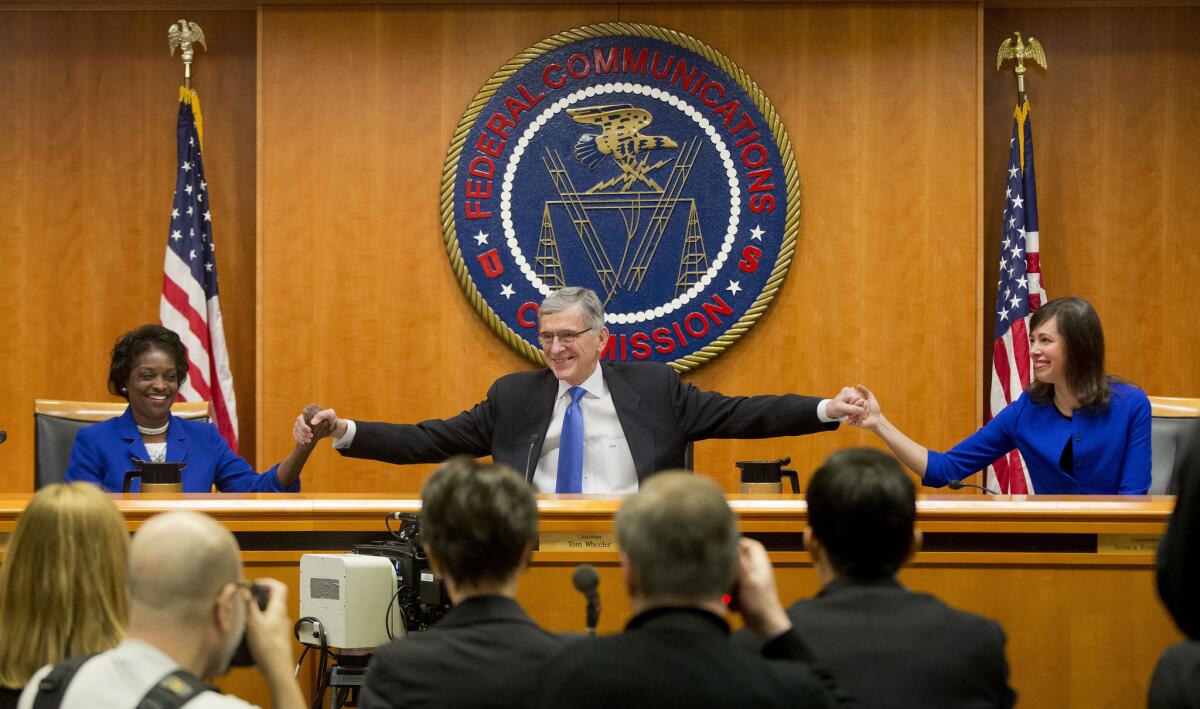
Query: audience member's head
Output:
[[806, 448, 918, 581], [420, 457, 539, 599], [615, 472, 739, 604], [127, 510, 245, 677], [0, 483, 129, 689]]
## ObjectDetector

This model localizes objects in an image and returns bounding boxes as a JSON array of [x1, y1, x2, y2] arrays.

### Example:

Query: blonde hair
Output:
[[0, 483, 129, 688]]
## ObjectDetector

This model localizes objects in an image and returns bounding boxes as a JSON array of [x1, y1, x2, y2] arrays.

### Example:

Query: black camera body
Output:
[[353, 513, 449, 633]]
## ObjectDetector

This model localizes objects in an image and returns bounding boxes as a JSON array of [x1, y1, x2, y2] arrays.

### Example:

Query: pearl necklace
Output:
[[137, 422, 169, 436]]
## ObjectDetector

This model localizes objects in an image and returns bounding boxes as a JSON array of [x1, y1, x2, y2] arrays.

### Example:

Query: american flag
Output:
[[159, 87, 240, 452], [986, 99, 1047, 494]]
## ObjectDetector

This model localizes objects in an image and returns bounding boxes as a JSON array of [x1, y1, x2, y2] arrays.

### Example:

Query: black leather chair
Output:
[[1149, 397, 1200, 495], [34, 399, 209, 490]]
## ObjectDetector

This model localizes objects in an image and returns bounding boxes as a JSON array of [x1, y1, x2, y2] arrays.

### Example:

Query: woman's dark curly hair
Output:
[[107, 325, 188, 399]]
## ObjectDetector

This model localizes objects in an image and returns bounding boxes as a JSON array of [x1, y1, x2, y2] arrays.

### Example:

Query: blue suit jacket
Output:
[[926, 382, 1151, 494], [65, 407, 298, 493]]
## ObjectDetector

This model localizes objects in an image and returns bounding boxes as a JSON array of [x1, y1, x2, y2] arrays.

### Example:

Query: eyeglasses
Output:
[[537, 328, 592, 346]]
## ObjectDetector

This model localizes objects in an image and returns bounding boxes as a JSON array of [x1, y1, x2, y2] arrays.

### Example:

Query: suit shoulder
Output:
[[1110, 381, 1149, 408], [75, 415, 122, 441], [173, 416, 225, 443], [492, 368, 554, 389], [604, 360, 678, 382]]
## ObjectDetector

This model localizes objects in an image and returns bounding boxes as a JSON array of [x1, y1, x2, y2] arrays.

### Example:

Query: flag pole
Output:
[[996, 31, 1047, 106], [168, 20, 207, 91]]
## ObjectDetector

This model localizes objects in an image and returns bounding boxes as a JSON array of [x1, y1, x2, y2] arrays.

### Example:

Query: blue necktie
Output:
[[556, 386, 587, 493]]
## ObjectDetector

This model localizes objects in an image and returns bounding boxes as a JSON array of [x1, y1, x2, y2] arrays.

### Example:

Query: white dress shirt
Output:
[[531, 364, 639, 494]]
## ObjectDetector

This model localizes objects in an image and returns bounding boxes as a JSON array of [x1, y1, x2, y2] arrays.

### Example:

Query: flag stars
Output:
[[170, 230, 183, 241], [181, 161, 192, 172], [1017, 276, 1028, 290], [499, 283, 514, 299], [1009, 295, 1022, 309], [185, 183, 194, 195], [474, 230, 489, 246], [203, 211, 212, 222], [1008, 165, 1019, 179], [205, 262, 213, 272], [188, 249, 197, 260], [187, 206, 194, 216], [1011, 195, 1024, 210], [998, 307, 1010, 321], [200, 180, 207, 191], [726, 280, 743, 296], [749, 225, 765, 241], [171, 208, 180, 219], [1010, 244, 1023, 259]]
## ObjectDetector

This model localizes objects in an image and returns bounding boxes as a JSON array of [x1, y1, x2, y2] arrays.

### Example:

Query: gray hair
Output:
[[540, 287, 605, 330], [615, 472, 739, 601]]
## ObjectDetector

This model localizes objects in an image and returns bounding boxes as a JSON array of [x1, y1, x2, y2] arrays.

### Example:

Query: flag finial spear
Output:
[[168, 20, 207, 90]]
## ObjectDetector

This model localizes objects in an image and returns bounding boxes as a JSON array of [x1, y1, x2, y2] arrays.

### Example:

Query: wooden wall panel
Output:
[[258, 3, 981, 494], [983, 7, 1200, 401], [0, 8, 258, 491]]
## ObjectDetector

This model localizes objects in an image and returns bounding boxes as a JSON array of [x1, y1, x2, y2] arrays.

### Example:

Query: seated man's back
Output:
[[362, 596, 563, 708], [781, 448, 1015, 709], [787, 576, 1010, 709], [539, 606, 833, 709], [361, 458, 562, 709]]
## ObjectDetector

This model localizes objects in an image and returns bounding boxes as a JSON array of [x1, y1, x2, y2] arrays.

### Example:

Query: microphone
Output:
[[948, 479, 999, 495], [524, 434, 540, 483], [572, 563, 601, 636]]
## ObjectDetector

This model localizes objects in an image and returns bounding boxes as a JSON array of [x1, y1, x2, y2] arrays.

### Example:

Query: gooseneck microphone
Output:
[[572, 563, 601, 636], [948, 479, 1000, 495], [524, 434, 540, 483]]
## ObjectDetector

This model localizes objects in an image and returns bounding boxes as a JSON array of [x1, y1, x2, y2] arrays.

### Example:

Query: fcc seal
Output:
[[441, 23, 799, 371]]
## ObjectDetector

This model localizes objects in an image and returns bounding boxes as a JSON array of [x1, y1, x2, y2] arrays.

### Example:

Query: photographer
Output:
[[18, 511, 305, 709], [361, 457, 564, 709]]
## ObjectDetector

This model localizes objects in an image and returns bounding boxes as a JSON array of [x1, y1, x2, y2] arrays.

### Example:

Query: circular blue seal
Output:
[[442, 23, 800, 371]]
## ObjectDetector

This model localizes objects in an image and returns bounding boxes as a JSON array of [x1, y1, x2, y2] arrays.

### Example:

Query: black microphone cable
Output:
[[948, 479, 1000, 495]]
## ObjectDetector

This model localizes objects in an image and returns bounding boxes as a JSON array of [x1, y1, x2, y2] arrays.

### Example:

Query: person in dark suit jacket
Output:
[[295, 287, 866, 493], [361, 457, 564, 709], [535, 472, 850, 709], [773, 448, 1015, 709], [1149, 419, 1200, 707]]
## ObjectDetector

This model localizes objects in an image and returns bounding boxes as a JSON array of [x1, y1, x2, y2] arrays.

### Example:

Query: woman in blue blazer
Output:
[[66, 324, 313, 493], [853, 297, 1151, 495]]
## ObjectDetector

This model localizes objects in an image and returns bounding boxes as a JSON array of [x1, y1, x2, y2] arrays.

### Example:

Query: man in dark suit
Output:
[[535, 472, 849, 709], [1149, 419, 1200, 708], [773, 448, 1015, 708], [360, 457, 564, 709], [295, 287, 866, 493]]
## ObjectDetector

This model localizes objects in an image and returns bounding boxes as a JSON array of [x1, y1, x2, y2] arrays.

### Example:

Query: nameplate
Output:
[[1097, 534, 1160, 553], [539, 531, 617, 552]]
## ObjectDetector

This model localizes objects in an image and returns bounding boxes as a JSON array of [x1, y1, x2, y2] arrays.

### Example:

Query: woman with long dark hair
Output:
[[854, 297, 1151, 494]]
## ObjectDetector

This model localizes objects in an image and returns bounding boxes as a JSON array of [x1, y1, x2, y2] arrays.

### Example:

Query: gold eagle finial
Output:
[[168, 20, 207, 87], [997, 32, 1047, 98]]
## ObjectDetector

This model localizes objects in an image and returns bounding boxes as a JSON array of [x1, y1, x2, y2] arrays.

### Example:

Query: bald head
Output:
[[129, 511, 242, 622]]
